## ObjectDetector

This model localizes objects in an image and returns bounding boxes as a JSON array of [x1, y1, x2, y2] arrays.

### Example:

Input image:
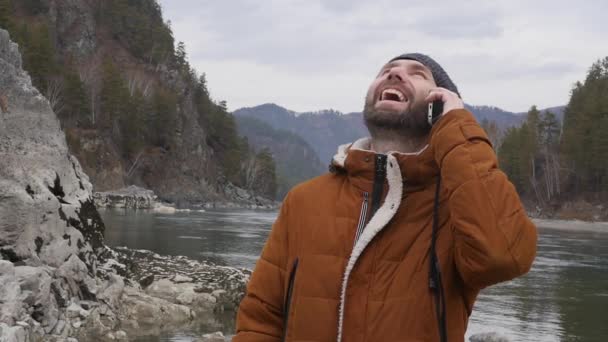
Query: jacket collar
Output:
[[331, 137, 439, 193]]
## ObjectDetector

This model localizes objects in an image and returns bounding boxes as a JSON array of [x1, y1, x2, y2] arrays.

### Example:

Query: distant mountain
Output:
[[234, 104, 368, 166], [235, 103, 566, 164], [464, 105, 524, 128], [235, 115, 325, 199]]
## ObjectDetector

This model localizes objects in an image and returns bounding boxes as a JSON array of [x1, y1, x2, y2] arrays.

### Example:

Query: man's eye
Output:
[[377, 69, 389, 77], [413, 72, 426, 79]]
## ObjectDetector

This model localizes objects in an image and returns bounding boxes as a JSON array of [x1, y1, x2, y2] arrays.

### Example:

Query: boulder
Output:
[[470, 332, 511, 342]]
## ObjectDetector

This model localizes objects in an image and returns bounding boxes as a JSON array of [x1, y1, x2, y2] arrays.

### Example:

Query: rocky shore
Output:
[[94, 185, 279, 211], [469, 332, 511, 342], [0, 29, 240, 342], [526, 199, 607, 222], [93, 186, 158, 210]]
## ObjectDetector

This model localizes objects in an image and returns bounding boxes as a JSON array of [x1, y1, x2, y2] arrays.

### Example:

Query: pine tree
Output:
[[100, 59, 131, 129], [21, 22, 59, 93], [0, 0, 13, 31], [252, 148, 277, 199], [62, 71, 90, 126], [561, 57, 608, 197], [174, 41, 188, 71], [22, 0, 48, 15], [150, 87, 177, 149]]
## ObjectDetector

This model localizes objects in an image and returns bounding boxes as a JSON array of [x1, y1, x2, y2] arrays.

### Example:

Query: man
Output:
[[233, 53, 537, 342]]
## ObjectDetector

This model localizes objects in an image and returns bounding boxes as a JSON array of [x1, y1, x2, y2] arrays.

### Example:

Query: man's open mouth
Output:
[[380, 88, 407, 103]]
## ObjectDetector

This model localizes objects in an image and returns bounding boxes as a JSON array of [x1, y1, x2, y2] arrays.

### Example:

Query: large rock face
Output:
[[0, 27, 105, 339], [0, 28, 103, 266]]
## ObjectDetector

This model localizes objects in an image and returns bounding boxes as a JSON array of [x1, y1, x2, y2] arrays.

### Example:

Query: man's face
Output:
[[363, 59, 437, 135]]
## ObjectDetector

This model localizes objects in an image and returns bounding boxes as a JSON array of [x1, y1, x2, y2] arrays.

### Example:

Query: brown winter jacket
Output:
[[233, 109, 537, 342]]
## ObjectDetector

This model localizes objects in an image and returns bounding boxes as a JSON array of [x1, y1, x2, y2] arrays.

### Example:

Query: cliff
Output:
[[1, 0, 274, 206]]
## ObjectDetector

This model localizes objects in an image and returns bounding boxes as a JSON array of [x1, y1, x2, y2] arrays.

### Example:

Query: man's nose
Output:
[[387, 68, 404, 82]]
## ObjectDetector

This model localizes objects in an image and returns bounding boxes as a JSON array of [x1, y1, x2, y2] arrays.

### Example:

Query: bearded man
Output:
[[233, 53, 537, 342]]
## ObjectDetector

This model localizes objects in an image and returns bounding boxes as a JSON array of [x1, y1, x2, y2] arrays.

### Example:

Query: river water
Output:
[[101, 209, 608, 342]]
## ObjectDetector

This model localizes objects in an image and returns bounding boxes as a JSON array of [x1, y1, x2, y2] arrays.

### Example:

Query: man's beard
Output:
[[362, 96, 430, 137]]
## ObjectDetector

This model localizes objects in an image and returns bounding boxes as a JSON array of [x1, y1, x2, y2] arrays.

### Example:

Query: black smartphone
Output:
[[427, 100, 443, 125]]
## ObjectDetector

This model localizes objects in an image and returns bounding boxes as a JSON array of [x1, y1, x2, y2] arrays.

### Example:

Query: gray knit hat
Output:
[[389, 53, 460, 98]]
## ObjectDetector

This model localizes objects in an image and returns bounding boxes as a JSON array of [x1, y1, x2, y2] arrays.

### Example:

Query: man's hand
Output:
[[425, 87, 464, 117]]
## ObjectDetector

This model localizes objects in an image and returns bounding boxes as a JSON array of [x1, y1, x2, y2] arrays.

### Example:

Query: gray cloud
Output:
[[159, 0, 608, 113]]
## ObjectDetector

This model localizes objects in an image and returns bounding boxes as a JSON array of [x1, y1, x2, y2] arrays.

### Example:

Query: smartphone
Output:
[[427, 100, 444, 125]]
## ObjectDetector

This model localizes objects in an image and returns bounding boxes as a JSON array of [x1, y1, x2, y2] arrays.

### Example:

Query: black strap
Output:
[[429, 174, 447, 342]]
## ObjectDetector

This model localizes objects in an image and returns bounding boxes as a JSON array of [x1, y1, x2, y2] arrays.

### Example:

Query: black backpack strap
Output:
[[429, 174, 447, 342]]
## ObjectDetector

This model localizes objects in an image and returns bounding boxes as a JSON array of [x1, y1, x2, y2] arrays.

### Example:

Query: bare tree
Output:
[[127, 71, 153, 98], [79, 63, 100, 125], [242, 155, 259, 191], [45, 77, 65, 115], [127, 149, 145, 179]]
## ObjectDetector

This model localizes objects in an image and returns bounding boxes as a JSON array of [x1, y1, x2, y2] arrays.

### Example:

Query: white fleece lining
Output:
[[334, 137, 428, 157], [334, 150, 404, 342]]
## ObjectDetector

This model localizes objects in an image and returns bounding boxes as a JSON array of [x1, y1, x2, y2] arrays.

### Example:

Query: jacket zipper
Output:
[[353, 192, 369, 244], [370, 154, 387, 218], [282, 258, 299, 342]]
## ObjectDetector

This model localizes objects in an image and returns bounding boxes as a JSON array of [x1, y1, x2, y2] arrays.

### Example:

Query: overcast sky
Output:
[[158, 0, 608, 114]]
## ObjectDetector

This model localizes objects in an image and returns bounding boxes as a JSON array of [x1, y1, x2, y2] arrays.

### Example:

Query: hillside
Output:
[[234, 104, 367, 165], [0, 0, 275, 205], [235, 115, 325, 199]]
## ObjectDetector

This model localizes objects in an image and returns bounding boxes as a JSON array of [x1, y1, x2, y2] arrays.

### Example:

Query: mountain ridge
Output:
[[234, 102, 566, 165]]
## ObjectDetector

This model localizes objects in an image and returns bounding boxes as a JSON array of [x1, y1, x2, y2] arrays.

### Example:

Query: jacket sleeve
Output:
[[430, 109, 537, 290], [233, 194, 292, 341]]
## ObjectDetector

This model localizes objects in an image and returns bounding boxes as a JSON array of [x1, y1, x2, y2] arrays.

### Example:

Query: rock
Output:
[[198, 331, 228, 342], [0, 323, 27, 342], [194, 284, 215, 293], [115, 330, 127, 340], [55, 254, 98, 301], [14, 266, 52, 305], [0, 260, 14, 275], [152, 204, 177, 214], [76, 304, 117, 341], [113, 247, 249, 312], [79, 301, 97, 311], [138, 274, 154, 288], [173, 274, 193, 283], [121, 286, 193, 326], [52, 319, 66, 335], [66, 303, 83, 319], [146, 278, 181, 301], [0, 28, 105, 341], [97, 274, 125, 310], [15, 321, 28, 328], [0, 273, 21, 326], [176, 292, 196, 305], [93, 186, 158, 209], [470, 332, 511, 342], [0, 28, 104, 266], [211, 289, 227, 298]]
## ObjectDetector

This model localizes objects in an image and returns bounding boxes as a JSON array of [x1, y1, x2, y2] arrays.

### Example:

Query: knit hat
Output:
[[389, 53, 460, 98]]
